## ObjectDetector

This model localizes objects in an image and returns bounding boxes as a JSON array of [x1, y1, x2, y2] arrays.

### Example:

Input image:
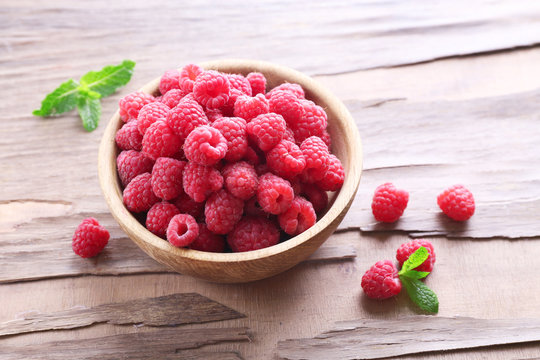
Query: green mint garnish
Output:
[[400, 269, 430, 280], [399, 246, 429, 273], [33, 60, 136, 132]]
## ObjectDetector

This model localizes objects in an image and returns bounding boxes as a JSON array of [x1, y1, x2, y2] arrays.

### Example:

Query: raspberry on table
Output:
[[246, 113, 286, 152], [371, 182, 409, 223], [222, 161, 259, 200], [119, 91, 155, 122], [291, 100, 327, 143], [146, 201, 181, 238], [151, 157, 186, 200], [257, 173, 294, 215], [115, 119, 143, 151], [193, 70, 230, 109], [227, 216, 280, 252], [167, 214, 199, 247], [317, 154, 344, 191], [166, 97, 208, 140], [278, 196, 316, 236], [137, 102, 170, 136], [190, 224, 226, 252], [123, 172, 160, 212], [396, 239, 436, 273], [173, 191, 205, 220], [179, 64, 203, 93], [182, 162, 223, 202], [227, 74, 252, 97], [205, 189, 244, 234], [184, 125, 228, 166], [212, 117, 248, 162], [301, 183, 329, 214], [159, 69, 181, 95], [300, 136, 331, 183], [117, 150, 154, 187], [437, 184, 475, 221], [142, 121, 183, 161], [161, 88, 186, 109], [361, 260, 402, 300], [266, 140, 306, 179], [246, 72, 266, 95], [268, 90, 303, 127], [267, 83, 305, 99], [233, 94, 269, 122], [72, 218, 110, 258]]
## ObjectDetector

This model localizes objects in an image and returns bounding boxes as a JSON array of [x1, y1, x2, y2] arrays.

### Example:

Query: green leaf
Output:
[[400, 270, 430, 280], [80, 60, 136, 97], [399, 246, 429, 274], [33, 79, 80, 117], [400, 276, 439, 313], [77, 90, 102, 132]]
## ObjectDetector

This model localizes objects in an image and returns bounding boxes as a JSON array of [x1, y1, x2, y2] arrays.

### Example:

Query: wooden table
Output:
[[2, 1, 540, 359]]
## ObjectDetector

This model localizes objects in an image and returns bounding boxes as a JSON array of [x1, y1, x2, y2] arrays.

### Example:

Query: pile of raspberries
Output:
[[114, 64, 345, 253]]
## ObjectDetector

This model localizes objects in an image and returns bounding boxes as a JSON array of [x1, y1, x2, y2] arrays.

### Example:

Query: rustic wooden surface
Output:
[[1, 1, 540, 359]]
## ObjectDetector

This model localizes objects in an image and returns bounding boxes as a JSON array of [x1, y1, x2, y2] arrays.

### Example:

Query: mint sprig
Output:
[[33, 60, 135, 131]]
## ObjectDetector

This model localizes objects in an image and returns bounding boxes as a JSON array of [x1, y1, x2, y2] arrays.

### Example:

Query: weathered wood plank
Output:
[[277, 316, 540, 360], [304, 245, 356, 263]]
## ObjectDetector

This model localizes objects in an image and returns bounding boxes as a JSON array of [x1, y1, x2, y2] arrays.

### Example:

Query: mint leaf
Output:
[[77, 90, 102, 132], [399, 246, 429, 274], [400, 270, 430, 280], [80, 60, 135, 97], [33, 79, 80, 117], [400, 276, 439, 313]]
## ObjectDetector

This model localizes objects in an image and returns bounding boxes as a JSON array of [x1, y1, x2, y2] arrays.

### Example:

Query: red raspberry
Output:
[[119, 91, 155, 122], [142, 121, 183, 161], [317, 154, 344, 191], [227, 74, 252, 96], [115, 119, 143, 151], [161, 88, 186, 109], [257, 173, 294, 215], [233, 94, 269, 122], [320, 129, 332, 149], [173, 191, 205, 220], [146, 201, 180, 238], [291, 100, 327, 143], [137, 102, 170, 136], [300, 136, 330, 183], [212, 117, 248, 162], [246, 113, 286, 152], [278, 196, 316, 236], [205, 189, 244, 234], [151, 157, 186, 200], [179, 64, 203, 93], [167, 214, 199, 247], [206, 108, 224, 123], [396, 239, 436, 273], [228, 217, 279, 252], [166, 97, 208, 140], [301, 183, 328, 214], [289, 177, 303, 195], [371, 183, 409, 223], [361, 260, 402, 300], [122, 172, 159, 212], [190, 224, 226, 252], [267, 83, 305, 99], [117, 150, 154, 187], [184, 125, 228, 166], [193, 70, 230, 109], [244, 197, 267, 218], [283, 127, 296, 143], [266, 140, 306, 179], [437, 184, 475, 221], [182, 162, 223, 202], [222, 161, 258, 200], [72, 218, 109, 258], [268, 90, 303, 127], [159, 69, 181, 95], [246, 72, 266, 95]]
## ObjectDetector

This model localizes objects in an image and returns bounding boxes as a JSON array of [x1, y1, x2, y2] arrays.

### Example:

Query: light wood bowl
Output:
[[98, 59, 362, 283]]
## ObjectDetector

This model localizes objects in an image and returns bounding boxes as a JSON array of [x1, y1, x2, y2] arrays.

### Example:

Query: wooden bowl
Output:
[[98, 59, 362, 283]]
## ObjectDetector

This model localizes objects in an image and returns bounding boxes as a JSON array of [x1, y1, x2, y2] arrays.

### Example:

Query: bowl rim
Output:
[[98, 59, 362, 264]]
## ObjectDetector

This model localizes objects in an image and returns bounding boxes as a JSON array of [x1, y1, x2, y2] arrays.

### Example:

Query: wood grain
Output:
[[277, 316, 540, 360]]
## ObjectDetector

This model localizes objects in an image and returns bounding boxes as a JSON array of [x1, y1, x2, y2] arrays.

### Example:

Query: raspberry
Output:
[[283, 127, 296, 143], [361, 260, 402, 300], [115, 119, 143, 151], [206, 108, 224, 122], [122, 172, 159, 212], [117, 150, 154, 187], [142, 121, 183, 161], [301, 184, 328, 214], [291, 100, 327, 143], [72, 218, 110, 258], [257, 173, 294, 215], [173, 191, 205, 220], [212, 117, 248, 162], [267, 83, 305, 99], [243, 143, 264, 166], [193, 70, 230, 109], [166, 97, 208, 140], [205, 189, 244, 234], [396, 239, 436, 273], [137, 102, 170, 136], [227, 74, 252, 96], [222, 161, 258, 200], [190, 224, 226, 252], [255, 163, 270, 177], [244, 197, 267, 217], [179, 64, 203, 93], [146, 201, 180, 238], [233, 94, 269, 122], [182, 162, 223, 202], [300, 136, 330, 183], [151, 157, 186, 200], [246, 113, 286, 152], [371, 183, 409, 223], [266, 140, 306, 179], [246, 72, 266, 95], [184, 125, 228, 166], [268, 90, 303, 127], [167, 214, 199, 247], [317, 154, 344, 191], [437, 184, 475, 221], [159, 69, 181, 95], [320, 129, 332, 149], [228, 217, 280, 252], [278, 196, 316, 236], [289, 177, 303, 195], [119, 91, 155, 122], [161, 88, 186, 109]]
